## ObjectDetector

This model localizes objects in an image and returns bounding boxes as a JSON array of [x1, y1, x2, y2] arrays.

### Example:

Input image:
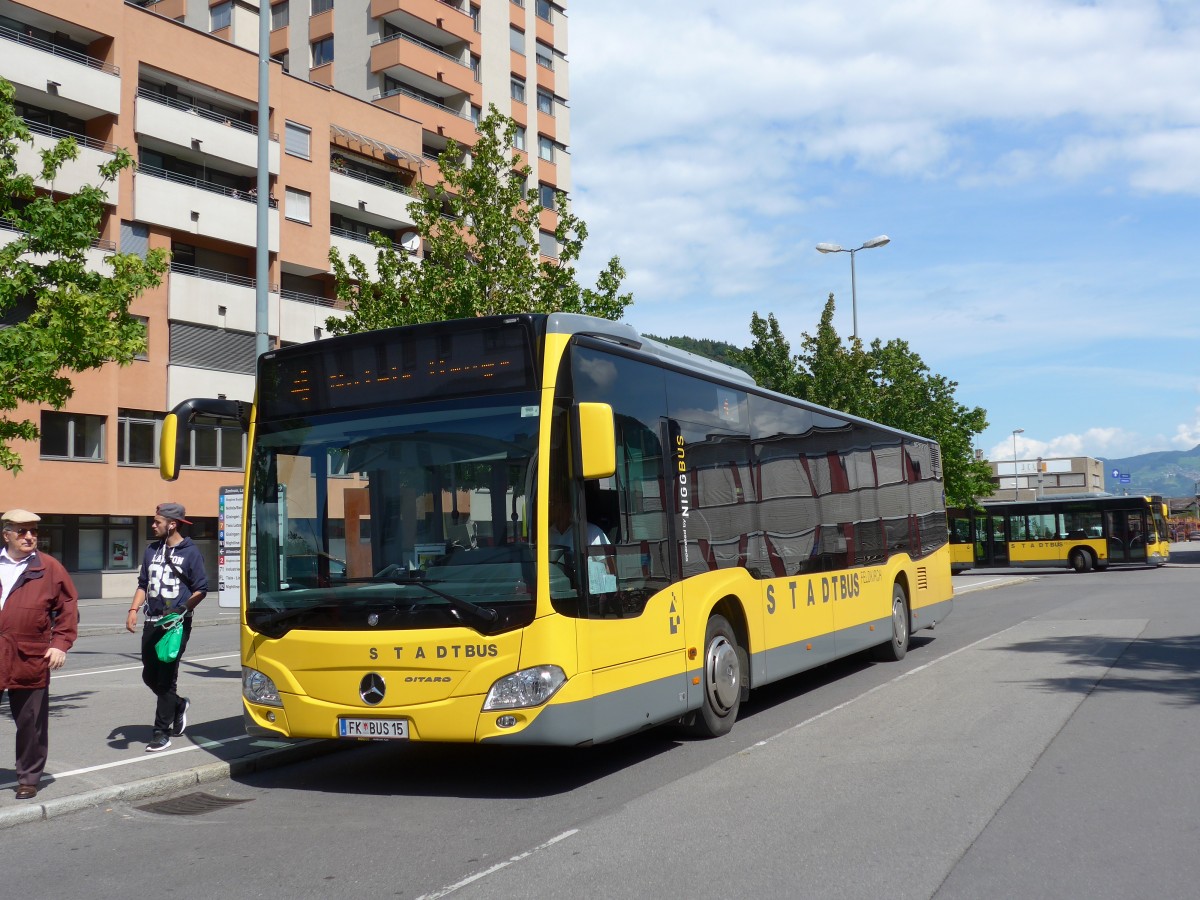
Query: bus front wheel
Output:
[[872, 583, 910, 662], [1070, 549, 1093, 573], [690, 614, 742, 737]]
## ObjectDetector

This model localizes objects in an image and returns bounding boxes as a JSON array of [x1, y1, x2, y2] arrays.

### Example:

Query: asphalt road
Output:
[[3, 547, 1199, 899]]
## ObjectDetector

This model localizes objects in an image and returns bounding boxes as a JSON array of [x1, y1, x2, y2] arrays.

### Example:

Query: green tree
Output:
[[738, 294, 994, 506], [328, 106, 630, 334], [0, 78, 168, 473]]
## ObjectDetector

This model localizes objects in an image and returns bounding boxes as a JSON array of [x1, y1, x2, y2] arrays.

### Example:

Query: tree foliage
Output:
[[0, 78, 168, 473], [328, 106, 631, 334], [643, 333, 751, 375], [738, 294, 994, 507]]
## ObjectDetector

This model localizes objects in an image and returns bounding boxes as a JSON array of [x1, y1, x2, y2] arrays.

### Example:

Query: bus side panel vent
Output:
[[916, 566, 929, 591]]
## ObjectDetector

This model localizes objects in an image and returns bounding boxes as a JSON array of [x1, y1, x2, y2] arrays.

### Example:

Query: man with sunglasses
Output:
[[0, 509, 78, 801]]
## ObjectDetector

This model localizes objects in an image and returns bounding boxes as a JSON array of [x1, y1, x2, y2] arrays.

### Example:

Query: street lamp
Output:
[[1011, 429, 1024, 500], [815, 235, 890, 340]]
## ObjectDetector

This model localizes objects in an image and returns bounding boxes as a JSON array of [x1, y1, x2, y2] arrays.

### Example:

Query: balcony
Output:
[[135, 90, 280, 175], [330, 165, 417, 231], [134, 167, 280, 252], [370, 32, 476, 97], [375, 86, 476, 147], [0, 218, 117, 272], [278, 293, 347, 345], [167, 263, 269, 333], [0, 24, 120, 118], [16, 122, 120, 205], [329, 227, 414, 281], [371, 0, 476, 44]]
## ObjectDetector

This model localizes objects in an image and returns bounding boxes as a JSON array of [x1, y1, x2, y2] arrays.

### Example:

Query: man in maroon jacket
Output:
[[0, 509, 78, 800]]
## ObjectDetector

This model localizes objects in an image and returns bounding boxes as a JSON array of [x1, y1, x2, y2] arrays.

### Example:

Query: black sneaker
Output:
[[146, 731, 172, 753], [173, 697, 190, 737]]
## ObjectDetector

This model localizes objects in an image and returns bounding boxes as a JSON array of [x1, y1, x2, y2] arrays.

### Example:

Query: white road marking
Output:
[[51, 653, 240, 679], [417, 830, 580, 900]]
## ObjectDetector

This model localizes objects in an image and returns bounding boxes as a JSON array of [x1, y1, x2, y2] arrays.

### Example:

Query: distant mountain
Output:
[[1100, 445, 1200, 498]]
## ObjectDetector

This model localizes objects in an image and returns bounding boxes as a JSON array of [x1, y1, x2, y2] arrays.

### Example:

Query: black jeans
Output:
[[140, 616, 193, 733]]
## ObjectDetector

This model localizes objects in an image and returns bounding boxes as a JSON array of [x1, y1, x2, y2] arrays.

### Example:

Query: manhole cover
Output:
[[137, 792, 252, 816]]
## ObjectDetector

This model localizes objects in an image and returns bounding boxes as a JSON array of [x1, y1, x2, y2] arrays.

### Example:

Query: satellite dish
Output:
[[399, 232, 420, 252]]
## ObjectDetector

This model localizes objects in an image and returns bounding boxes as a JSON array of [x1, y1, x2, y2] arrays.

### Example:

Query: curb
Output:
[[0, 738, 354, 829]]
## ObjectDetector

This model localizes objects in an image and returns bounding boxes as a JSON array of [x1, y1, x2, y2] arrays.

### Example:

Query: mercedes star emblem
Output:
[[359, 672, 386, 705]]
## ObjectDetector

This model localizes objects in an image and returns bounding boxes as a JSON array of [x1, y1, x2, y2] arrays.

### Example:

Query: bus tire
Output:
[[872, 583, 909, 662], [690, 614, 742, 738], [1070, 549, 1093, 573]]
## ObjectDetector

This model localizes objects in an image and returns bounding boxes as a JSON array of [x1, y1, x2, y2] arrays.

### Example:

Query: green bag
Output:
[[155, 613, 185, 663]]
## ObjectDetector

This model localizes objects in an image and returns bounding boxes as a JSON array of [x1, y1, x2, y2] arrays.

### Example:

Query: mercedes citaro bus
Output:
[[161, 314, 953, 745]]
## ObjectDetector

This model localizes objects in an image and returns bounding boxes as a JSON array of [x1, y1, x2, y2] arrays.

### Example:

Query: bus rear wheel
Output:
[[1070, 549, 1093, 573], [872, 583, 909, 662], [690, 614, 742, 737]]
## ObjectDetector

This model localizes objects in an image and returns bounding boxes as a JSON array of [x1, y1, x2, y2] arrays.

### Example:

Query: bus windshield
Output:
[[246, 394, 541, 637]]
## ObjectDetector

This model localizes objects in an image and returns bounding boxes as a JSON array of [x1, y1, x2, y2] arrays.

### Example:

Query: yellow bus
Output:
[[947, 495, 1170, 574], [162, 314, 953, 744]]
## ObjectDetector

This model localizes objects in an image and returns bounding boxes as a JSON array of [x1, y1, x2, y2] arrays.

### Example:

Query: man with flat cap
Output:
[[127, 502, 207, 752], [0, 509, 78, 800]]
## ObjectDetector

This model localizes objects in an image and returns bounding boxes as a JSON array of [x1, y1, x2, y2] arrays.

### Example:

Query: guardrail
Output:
[[21, 118, 121, 155], [0, 23, 120, 75], [138, 164, 279, 207], [136, 87, 277, 141]]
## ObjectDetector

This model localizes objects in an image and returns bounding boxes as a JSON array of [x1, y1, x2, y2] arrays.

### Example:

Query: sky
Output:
[[565, 0, 1200, 465]]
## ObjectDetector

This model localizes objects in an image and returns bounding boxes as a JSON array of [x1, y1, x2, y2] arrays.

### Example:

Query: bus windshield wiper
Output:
[[371, 564, 499, 627], [251, 600, 342, 635]]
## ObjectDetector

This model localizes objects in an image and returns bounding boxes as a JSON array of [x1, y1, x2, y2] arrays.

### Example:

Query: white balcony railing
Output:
[[0, 25, 121, 116], [135, 92, 280, 174], [134, 169, 280, 252]]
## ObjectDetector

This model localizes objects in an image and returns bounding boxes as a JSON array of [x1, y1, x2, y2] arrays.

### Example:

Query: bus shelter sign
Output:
[[218, 486, 243, 609]]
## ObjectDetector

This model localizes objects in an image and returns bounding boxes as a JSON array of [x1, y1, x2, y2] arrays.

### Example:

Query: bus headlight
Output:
[[243, 667, 283, 708], [482, 665, 566, 710]]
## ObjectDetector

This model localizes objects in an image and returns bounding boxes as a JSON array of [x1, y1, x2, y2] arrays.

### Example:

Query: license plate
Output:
[[338, 717, 409, 739]]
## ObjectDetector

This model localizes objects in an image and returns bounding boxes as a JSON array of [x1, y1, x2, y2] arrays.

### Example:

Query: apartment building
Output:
[[0, 0, 570, 596]]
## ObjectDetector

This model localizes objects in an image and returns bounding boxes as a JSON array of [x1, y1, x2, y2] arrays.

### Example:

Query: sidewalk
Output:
[[0, 596, 344, 829]]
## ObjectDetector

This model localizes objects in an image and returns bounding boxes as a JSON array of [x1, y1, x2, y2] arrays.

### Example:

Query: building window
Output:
[[312, 37, 334, 67], [510, 77, 526, 104], [471, 4, 480, 32], [538, 230, 558, 259], [120, 220, 150, 258], [40, 411, 105, 461], [211, 1, 232, 31], [134, 316, 149, 361], [539, 183, 556, 210], [284, 121, 311, 159], [470, 105, 482, 126], [535, 0, 552, 23], [285, 187, 311, 223], [470, 54, 481, 83], [537, 90, 554, 116], [535, 42, 554, 70], [513, 125, 526, 151], [509, 26, 526, 54], [184, 416, 246, 471], [272, 51, 290, 73], [271, 1, 290, 30], [538, 135, 554, 162], [117, 409, 163, 467], [311, 0, 334, 14]]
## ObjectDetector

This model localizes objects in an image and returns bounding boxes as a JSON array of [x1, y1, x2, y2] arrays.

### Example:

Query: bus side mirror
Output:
[[160, 412, 183, 481], [575, 402, 616, 480], [160, 398, 251, 481]]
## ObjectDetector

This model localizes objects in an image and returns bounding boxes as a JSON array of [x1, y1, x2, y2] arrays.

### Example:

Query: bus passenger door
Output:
[[1107, 510, 1146, 564], [978, 515, 1008, 566], [575, 419, 684, 743]]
